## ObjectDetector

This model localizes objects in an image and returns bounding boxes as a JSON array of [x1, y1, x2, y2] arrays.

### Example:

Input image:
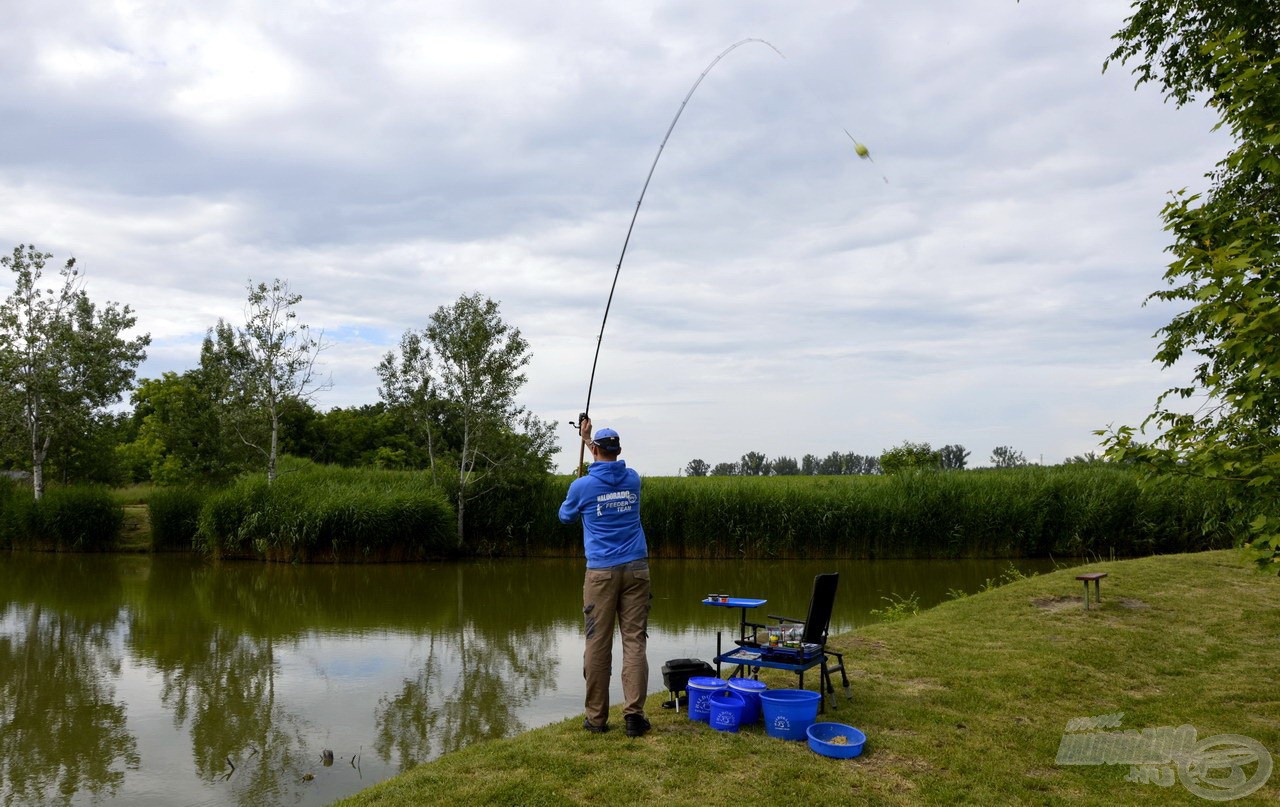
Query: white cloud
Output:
[[0, 0, 1234, 474]]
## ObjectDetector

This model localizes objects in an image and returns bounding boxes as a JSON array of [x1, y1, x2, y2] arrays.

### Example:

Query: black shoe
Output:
[[583, 718, 609, 734], [624, 714, 651, 738]]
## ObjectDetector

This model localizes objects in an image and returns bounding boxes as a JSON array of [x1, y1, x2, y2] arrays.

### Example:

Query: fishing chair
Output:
[[716, 572, 852, 712]]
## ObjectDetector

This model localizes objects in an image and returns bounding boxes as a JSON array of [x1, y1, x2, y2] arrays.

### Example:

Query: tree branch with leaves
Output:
[[1098, 0, 1280, 571]]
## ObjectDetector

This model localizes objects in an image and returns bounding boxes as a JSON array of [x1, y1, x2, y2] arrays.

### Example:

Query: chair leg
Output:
[[819, 663, 834, 711], [826, 652, 851, 701]]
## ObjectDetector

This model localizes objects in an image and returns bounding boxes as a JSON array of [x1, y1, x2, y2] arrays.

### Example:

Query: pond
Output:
[[0, 552, 1071, 806]]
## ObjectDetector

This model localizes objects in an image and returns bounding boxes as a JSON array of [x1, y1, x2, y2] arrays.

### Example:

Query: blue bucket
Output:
[[759, 689, 822, 741], [687, 676, 727, 722], [709, 689, 747, 733], [728, 678, 767, 724]]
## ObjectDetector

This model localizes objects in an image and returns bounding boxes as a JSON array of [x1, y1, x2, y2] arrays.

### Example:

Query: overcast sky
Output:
[[1, 0, 1228, 474]]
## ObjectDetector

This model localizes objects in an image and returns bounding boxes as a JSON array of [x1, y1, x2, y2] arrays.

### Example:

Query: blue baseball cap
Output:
[[591, 428, 621, 452]]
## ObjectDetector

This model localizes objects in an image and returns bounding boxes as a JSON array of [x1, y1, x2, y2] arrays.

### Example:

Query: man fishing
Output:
[[558, 417, 651, 737]]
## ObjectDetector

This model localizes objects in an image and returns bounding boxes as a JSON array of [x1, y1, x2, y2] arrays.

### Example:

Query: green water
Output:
[[0, 552, 1071, 806]]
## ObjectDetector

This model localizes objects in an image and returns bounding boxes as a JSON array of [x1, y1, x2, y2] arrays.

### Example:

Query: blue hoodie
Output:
[[558, 460, 647, 569]]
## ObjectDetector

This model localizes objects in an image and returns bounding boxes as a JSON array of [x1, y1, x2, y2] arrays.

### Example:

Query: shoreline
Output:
[[332, 549, 1279, 806]]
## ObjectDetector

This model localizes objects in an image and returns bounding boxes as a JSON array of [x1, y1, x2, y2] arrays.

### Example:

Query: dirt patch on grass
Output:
[[1030, 595, 1081, 612], [858, 750, 934, 793], [896, 678, 946, 695], [1116, 598, 1148, 609]]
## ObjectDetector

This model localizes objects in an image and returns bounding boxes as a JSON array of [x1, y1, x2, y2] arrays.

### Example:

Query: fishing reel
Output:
[[568, 412, 589, 431]]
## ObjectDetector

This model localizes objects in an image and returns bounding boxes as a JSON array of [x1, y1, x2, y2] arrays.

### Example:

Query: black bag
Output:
[[661, 658, 716, 695]]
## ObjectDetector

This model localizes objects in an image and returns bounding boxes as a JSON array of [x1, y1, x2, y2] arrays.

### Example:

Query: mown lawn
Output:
[[335, 550, 1279, 806]]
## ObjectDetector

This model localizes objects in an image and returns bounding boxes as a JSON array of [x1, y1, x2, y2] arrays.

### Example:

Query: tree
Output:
[[843, 452, 881, 475], [0, 245, 149, 499], [684, 458, 709, 477], [939, 444, 970, 471], [379, 293, 557, 546], [817, 451, 844, 475], [771, 455, 800, 476], [801, 454, 819, 475], [880, 441, 941, 474], [710, 462, 737, 476], [1099, 1, 1280, 569], [377, 328, 442, 473], [120, 368, 254, 485], [207, 280, 329, 484], [739, 451, 769, 476], [990, 446, 1027, 468]]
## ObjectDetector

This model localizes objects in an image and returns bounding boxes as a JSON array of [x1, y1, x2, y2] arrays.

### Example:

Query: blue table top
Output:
[[701, 597, 767, 608]]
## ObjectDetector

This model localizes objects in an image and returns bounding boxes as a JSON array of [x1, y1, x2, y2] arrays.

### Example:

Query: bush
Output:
[[148, 487, 207, 550]]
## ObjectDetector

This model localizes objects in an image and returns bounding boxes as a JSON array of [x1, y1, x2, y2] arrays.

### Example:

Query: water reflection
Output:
[[0, 557, 138, 807], [375, 625, 558, 768], [0, 552, 1069, 807]]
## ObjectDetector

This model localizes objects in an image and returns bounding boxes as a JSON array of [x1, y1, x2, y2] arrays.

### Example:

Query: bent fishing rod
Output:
[[573, 38, 784, 475]]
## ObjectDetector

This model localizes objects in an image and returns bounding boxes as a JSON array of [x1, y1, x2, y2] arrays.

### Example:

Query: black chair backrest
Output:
[[802, 573, 840, 646]]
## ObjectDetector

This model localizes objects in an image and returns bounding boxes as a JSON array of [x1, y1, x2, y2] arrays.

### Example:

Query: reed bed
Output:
[[536, 466, 1236, 559], [196, 463, 454, 561], [0, 482, 123, 551], [147, 486, 206, 550]]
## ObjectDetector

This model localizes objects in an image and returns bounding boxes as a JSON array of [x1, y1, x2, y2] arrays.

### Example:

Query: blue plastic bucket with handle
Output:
[[687, 676, 727, 722], [709, 689, 747, 733], [727, 678, 767, 724]]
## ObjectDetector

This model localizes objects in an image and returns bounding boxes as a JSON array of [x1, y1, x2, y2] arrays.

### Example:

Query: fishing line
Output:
[[573, 38, 784, 474]]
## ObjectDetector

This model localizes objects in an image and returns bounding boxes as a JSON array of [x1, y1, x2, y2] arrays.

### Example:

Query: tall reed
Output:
[[547, 466, 1236, 559], [196, 463, 454, 561], [0, 485, 124, 551], [148, 486, 206, 550]]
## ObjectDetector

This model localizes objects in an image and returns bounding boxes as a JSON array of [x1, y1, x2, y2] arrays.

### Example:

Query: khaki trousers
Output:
[[582, 561, 651, 727]]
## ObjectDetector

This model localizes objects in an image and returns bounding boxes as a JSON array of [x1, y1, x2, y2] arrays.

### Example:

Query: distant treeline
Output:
[[685, 442, 1053, 477]]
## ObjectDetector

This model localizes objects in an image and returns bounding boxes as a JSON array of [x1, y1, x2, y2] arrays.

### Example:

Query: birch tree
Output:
[[379, 292, 557, 546], [0, 245, 149, 499], [209, 279, 329, 484]]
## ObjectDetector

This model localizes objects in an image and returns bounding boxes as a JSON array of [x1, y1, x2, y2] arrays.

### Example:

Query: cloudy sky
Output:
[[1, 0, 1228, 474]]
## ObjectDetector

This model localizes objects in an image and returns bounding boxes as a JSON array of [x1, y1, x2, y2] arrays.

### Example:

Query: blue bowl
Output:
[[806, 722, 866, 758]]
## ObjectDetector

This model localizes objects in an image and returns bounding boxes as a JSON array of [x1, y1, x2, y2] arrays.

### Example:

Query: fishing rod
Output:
[[573, 38, 784, 475]]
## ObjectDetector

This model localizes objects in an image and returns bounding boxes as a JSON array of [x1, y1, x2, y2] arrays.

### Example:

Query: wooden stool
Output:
[[1076, 572, 1107, 610]]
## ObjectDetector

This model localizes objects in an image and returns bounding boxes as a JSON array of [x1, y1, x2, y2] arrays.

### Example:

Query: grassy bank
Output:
[[335, 550, 1278, 806]]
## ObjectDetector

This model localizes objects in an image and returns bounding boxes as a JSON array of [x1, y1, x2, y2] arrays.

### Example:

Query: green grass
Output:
[[334, 550, 1279, 806], [109, 482, 158, 506]]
